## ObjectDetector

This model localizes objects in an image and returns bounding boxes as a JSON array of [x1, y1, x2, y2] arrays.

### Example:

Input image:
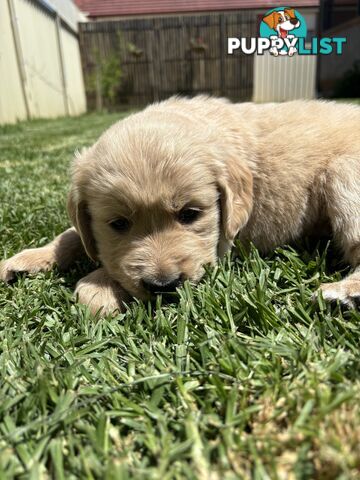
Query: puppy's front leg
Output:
[[315, 156, 360, 308], [0, 227, 85, 282], [75, 268, 130, 315], [317, 267, 360, 309]]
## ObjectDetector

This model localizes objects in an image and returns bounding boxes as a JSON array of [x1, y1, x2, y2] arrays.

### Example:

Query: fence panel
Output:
[[253, 51, 317, 102], [61, 28, 87, 115], [0, 0, 86, 124], [0, 0, 28, 124], [16, 0, 65, 118]]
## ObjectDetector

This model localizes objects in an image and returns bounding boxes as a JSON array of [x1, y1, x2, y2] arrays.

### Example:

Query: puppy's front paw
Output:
[[75, 268, 128, 315], [0, 247, 55, 283], [313, 280, 360, 309]]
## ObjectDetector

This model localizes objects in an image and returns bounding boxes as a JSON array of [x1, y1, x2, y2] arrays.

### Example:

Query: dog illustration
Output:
[[263, 8, 301, 56]]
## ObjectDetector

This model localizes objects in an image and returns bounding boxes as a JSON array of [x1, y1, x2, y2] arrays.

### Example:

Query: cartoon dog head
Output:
[[263, 9, 300, 38]]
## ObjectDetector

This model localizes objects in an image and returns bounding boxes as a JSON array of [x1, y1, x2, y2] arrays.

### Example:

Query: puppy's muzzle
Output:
[[142, 275, 183, 295]]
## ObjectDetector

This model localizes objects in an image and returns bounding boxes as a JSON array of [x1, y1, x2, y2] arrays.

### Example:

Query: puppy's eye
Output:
[[285, 14, 290, 20], [278, 17, 283, 23], [109, 217, 131, 233], [177, 208, 201, 225]]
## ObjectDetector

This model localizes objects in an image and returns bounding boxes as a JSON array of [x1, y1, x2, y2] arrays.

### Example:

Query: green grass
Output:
[[1, 113, 360, 480]]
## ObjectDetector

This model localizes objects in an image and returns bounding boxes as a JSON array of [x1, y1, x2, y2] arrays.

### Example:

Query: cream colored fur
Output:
[[1, 96, 359, 313]]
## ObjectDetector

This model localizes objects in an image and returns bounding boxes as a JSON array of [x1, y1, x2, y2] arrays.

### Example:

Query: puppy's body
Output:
[[144, 98, 360, 259], [234, 100, 359, 255], [1, 97, 359, 311]]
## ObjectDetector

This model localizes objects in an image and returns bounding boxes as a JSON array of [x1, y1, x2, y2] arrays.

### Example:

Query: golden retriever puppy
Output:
[[1, 96, 359, 313]]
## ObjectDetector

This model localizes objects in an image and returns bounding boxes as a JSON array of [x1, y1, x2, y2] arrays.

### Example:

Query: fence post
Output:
[[55, 13, 70, 115], [7, 0, 31, 119], [153, 18, 162, 101], [95, 62, 103, 111], [148, 20, 159, 102]]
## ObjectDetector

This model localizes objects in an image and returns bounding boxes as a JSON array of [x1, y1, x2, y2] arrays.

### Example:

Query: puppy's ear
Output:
[[67, 192, 98, 262], [67, 149, 98, 262], [284, 8, 295, 18], [262, 11, 277, 30], [217, 159, 253, 242]]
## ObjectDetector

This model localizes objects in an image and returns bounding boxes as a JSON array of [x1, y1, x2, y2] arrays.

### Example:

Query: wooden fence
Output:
[[79, 12, 257, 108]]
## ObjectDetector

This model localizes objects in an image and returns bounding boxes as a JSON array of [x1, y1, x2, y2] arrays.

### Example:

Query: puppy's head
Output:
[[263, 9, 300, 37], [68, 109, 253, 300]]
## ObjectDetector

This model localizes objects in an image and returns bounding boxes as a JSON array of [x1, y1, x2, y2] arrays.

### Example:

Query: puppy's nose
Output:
[[142, 275, 182, 295], [290, 18, 298, 25]]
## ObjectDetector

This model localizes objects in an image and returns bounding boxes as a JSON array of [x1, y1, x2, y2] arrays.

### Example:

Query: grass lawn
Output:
[[0, 112, 360, 479]]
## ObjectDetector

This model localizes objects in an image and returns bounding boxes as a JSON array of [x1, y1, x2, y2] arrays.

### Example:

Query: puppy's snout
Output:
[[290, 18, 299, 25], [142, 275, 183, 295]]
